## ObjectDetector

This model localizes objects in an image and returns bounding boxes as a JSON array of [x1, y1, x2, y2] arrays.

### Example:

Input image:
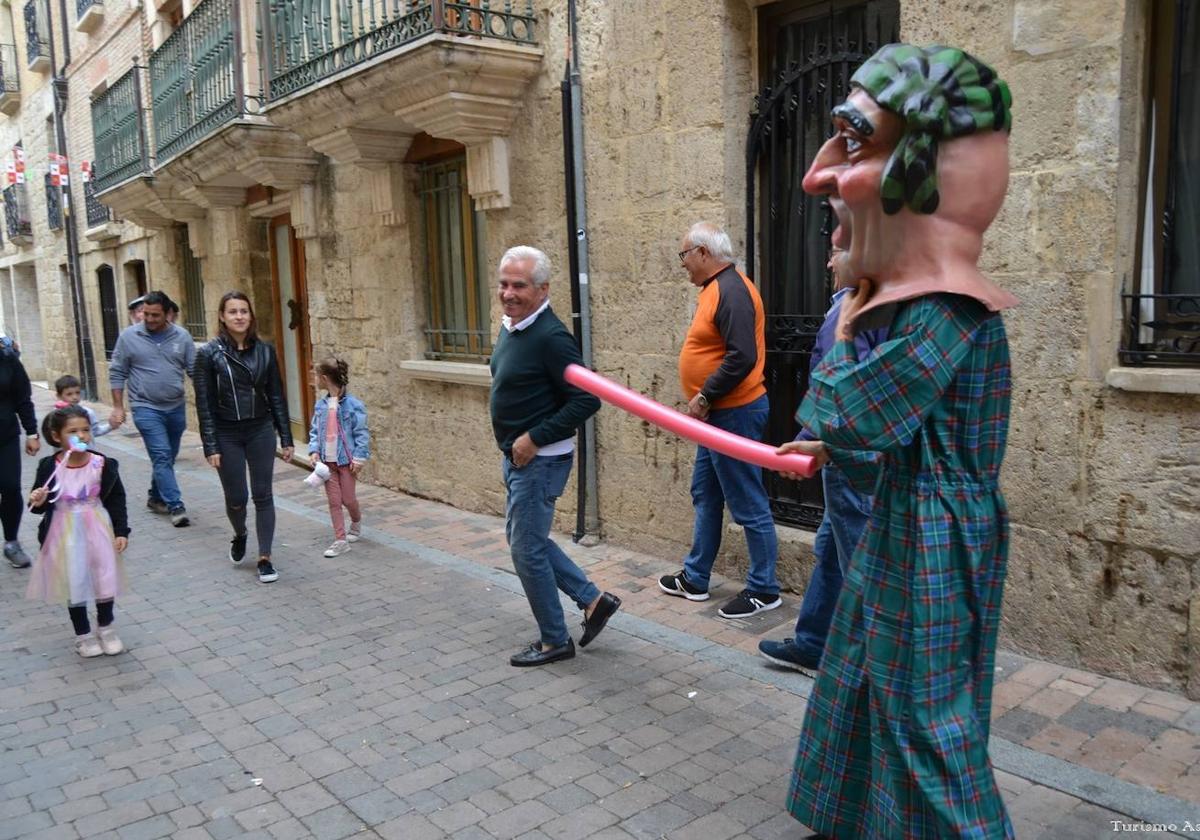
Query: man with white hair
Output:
[[489, 246, 621, 667], [659, 222, 782, 619]]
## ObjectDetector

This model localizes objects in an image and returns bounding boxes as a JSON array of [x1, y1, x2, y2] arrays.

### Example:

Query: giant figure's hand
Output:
[[775, 440, 829, 479]]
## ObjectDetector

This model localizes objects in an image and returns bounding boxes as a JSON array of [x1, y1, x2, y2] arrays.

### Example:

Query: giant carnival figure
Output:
[[784, 44, 1019, 839]]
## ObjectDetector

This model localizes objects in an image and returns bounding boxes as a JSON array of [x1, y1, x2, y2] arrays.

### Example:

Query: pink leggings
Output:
[[323, 462, 361, 539]]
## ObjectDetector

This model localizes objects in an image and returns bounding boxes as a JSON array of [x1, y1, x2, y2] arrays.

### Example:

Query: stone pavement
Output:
[[1, 386, 1198, 839]]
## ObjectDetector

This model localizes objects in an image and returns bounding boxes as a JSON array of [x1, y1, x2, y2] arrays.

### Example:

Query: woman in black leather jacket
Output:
[[194, 291, 294, 584]]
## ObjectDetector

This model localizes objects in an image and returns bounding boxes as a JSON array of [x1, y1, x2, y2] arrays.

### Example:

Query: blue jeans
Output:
[[683, 394, 779, 595], [792, 464, 873, 662], [503, 453, 600, 648], [132, 404, 186, 510]]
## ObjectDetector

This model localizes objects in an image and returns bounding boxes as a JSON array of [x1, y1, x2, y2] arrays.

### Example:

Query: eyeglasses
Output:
[[678, 245, 701, 263]]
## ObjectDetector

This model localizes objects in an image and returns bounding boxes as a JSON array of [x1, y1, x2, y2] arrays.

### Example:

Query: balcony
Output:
[[0, 44, 20, 115], [88, 0, 541, 237], [261, 0, 543, 215], [149, 0, 243, 164], [24, 0, 49, 72], [75, 0, 103, 34], [91, 68, 149, 192], [84, 177, 121, 241], [4, 184, 33, 245], [45, 172, 62, 231], [262, 0, 537, 102]]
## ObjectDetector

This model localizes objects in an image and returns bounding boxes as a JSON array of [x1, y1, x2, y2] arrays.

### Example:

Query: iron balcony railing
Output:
[[1120, 292, 1200, 367], [77, 0, 101, 19], [84, 178, 112, 227], [23, 0, 49, 68], [4, 184, 32, 240], [45, 172, 62, 230], [91, 68, 150, 192], [149, 0, 243, 163], [261, 0, 537, 102], [0, 43, 19, 96]]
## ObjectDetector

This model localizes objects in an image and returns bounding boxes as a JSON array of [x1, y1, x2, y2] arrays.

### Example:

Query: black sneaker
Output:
[[229, 533, 247, 565], [718, 589, 782, 619], [658, 570, 709, 602], [257, 559, 278, 583], [169, 507, 190, 527], [758, 638, 820, 674], [146, 499, 170, 515]]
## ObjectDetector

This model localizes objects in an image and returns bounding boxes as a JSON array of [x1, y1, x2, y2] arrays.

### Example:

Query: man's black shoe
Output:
[[579, 592, 621, 648], [510, 639, 575, 667]]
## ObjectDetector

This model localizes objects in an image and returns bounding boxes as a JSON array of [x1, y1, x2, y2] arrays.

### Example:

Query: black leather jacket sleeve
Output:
[[263, 345, 293, 448], [193, 342, 220, 457]]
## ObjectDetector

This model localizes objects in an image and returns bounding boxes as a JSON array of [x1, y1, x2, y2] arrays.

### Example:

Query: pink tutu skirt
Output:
[[25, 457, 124, 606]]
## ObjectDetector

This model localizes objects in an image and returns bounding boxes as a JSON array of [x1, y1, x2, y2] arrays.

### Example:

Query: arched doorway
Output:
[[97, 264, 120, 359]]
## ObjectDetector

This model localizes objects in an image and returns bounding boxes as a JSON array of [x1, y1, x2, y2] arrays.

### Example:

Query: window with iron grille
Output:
[[419, 156, 490, 361], [97, 265, 120, 359], [1126, 0, 1200, 367], [176, 225, 207, 339]]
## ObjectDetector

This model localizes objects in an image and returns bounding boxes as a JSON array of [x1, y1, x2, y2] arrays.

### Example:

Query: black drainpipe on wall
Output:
[[46, 0, 97, 398], [563, 0, 599, 543]]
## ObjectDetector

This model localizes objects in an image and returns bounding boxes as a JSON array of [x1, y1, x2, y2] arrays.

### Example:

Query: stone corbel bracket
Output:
[[307, 128, 415, 227]]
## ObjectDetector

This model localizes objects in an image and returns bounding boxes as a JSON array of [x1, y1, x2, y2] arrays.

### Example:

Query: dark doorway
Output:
[[97, 264, 120, 360], [747, 0, 899, 530]]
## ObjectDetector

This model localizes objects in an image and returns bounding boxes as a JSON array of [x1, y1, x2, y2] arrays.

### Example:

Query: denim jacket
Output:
[[308, 392, 370, 465]]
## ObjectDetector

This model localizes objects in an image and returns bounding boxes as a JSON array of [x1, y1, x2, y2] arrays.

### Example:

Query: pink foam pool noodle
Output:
[[564, 364, 818, 478]]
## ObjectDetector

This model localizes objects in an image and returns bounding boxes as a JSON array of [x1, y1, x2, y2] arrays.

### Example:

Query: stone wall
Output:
[[900, 0, 1200, 694]]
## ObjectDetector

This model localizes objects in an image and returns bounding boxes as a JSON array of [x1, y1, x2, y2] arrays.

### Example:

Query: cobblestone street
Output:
[[2, 387, 1199, 839]]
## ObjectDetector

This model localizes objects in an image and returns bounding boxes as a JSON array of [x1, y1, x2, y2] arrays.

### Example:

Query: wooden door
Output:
[[268, 215, 313, 449]]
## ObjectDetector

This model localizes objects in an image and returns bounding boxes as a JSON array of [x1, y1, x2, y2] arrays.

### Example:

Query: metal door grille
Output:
[[177, 226, 207, 339], [746, 0, 898, 529]]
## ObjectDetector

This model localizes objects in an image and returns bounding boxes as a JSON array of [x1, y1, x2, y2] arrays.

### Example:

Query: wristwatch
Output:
[[696, 393, 710, 409]]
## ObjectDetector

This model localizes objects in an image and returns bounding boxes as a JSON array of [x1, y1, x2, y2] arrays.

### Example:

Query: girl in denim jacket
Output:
[[308, 357, 370, 557]]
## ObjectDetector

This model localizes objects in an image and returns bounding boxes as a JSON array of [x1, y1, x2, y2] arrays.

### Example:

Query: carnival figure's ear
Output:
[[851, 44, 1013, 215]]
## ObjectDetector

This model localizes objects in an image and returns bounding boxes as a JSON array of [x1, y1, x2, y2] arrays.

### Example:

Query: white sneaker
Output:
[[347, 521, 362, 543], [323, 539, 351, 558], [96, 626, 125, 655], [75, 634, 103, 658]]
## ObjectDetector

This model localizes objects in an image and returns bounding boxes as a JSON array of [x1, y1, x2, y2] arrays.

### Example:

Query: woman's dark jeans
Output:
[[215, 419, 278, 558]]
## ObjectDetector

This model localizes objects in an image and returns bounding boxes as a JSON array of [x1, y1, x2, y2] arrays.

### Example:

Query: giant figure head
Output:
[[803, 44, 1019, 319]]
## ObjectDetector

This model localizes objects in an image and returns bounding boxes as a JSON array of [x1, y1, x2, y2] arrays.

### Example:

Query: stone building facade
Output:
[[6, 0, 1199, 696]]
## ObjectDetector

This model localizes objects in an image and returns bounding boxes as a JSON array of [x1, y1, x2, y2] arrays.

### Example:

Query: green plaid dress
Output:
[[788, 293, 1014, 840]]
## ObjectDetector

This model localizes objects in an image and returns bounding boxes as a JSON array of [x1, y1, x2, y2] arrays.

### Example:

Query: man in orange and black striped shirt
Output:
[[658, 222, 782, 620]]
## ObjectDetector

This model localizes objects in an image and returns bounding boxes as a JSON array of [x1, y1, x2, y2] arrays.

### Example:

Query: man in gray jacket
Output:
[[108, 291, 196, 527]]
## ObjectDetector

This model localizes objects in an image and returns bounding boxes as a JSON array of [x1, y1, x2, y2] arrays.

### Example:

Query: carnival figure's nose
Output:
[[802, 134, 845, 197]]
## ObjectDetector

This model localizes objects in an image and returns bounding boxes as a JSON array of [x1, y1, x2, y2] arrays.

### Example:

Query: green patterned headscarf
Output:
[[850, 44, 1013, 215]]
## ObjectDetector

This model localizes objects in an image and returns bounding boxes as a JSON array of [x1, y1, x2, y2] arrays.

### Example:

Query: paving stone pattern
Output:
[[0, 388, 1191, 838]]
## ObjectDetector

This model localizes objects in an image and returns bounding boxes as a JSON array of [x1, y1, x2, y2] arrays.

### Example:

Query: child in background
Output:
[[308, 357, 369, 558], [26, 405, 130, 657], [54, 375, 111, 437]]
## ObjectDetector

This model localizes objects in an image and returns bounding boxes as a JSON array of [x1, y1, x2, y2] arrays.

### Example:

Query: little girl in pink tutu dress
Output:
[[26, 405, 130, 657]]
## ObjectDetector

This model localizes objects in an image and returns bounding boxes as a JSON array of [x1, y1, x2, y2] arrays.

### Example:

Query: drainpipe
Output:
[[46, 0, 97, 397], [563, 0, 599, 543]]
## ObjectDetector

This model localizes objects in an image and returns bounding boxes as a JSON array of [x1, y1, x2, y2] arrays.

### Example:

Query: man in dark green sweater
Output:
[[489, 246, 620, 667]]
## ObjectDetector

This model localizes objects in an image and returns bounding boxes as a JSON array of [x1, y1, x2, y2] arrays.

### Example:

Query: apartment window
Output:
[[419, 156, 490, 361], [1126, 0, 1200, 367], [176, 226, 206, 339]]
